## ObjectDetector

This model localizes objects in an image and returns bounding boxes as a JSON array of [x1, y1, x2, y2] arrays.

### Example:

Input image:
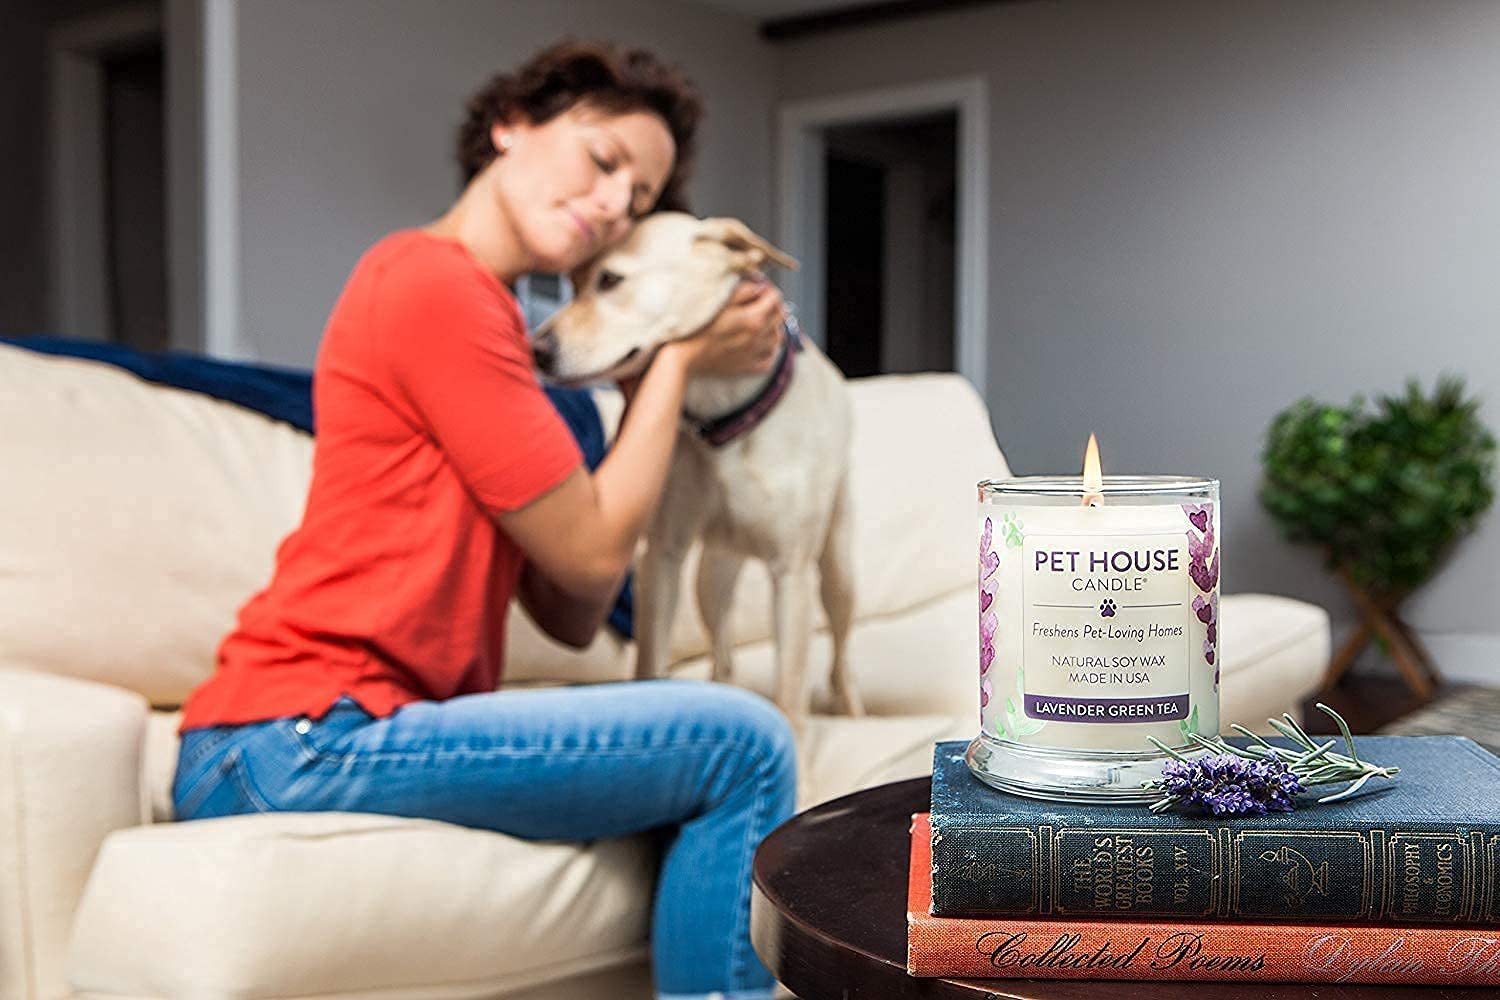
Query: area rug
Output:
[[1377, 685, 1500, 755]]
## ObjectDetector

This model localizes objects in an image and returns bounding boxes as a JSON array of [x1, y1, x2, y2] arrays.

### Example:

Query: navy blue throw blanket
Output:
[[3, 336, 633, 638]]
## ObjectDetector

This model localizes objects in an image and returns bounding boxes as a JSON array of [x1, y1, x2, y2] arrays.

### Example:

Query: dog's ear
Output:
[[695, 218, 800, 273]]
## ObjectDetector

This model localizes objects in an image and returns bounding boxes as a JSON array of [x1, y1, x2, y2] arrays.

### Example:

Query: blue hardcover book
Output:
[[929, 737, 1500, 925]]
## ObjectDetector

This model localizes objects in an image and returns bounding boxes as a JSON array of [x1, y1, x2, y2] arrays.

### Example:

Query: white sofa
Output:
[[0, 344, 1330, 999]]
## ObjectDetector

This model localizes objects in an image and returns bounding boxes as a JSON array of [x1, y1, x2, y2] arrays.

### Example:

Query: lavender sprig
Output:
[[1142, 703, 1399, 816]]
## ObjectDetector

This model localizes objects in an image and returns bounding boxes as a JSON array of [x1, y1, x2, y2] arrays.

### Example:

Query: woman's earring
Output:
[[497, 133, 514, 154]]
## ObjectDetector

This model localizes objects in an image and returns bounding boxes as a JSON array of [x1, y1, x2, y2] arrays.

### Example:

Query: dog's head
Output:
[[531, 212, 797, 385]]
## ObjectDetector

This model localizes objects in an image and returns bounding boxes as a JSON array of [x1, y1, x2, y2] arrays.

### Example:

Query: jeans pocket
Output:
[[173, 760, 227, 820], [225, 748, 279, 814]]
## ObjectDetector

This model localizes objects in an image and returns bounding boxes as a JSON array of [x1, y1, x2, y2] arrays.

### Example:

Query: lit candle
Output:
[[971, 438, 1221, 802]]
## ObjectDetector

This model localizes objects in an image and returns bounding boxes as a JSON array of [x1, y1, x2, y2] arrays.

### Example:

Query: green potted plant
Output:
[[1260, 377, 1496, 700]]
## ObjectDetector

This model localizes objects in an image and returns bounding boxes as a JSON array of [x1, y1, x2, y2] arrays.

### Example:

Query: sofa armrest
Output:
[[0, 668, 150, 1000]]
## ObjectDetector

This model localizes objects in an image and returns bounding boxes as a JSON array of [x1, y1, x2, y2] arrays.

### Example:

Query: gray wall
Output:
[[776, 0, 1500, 680], [232, 0, 773, 366]]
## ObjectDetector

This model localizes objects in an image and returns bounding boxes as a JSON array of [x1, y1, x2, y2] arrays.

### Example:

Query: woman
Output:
[[173, 41, 794, 1000]]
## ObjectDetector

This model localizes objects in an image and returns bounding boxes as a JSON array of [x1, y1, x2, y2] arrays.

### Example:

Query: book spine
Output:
[[907, 915, 1500, 984], [930, 818, 1500, 924], [910, 815, 1500, 985]]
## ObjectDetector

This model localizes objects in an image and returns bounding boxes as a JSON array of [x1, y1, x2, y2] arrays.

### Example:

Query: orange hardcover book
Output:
[[908, 813, 1500, 984]]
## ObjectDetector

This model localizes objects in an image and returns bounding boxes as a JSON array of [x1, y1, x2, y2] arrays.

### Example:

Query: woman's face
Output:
[[490, 103, 676, 274]]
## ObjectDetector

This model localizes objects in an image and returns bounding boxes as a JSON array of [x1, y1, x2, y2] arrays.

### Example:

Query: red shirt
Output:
[[180, 230, 581, 730]]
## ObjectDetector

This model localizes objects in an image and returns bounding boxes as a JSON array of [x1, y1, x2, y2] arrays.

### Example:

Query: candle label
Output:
[[980, 503, 1220, 751], [1021, 531, 1189, 723]]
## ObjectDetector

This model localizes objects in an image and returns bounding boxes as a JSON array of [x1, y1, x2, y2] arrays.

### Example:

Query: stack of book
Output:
[[909, 736, 1500, 985]]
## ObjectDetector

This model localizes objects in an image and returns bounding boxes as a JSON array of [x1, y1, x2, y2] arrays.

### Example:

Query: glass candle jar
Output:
[[969, 475, 1221, 802]]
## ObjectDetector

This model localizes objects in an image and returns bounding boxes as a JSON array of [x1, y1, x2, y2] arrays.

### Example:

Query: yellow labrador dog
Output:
[[531, 212, 861, 731]]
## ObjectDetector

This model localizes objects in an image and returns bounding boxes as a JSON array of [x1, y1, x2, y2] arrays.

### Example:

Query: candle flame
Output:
[[1082, 434, 1103, 506]]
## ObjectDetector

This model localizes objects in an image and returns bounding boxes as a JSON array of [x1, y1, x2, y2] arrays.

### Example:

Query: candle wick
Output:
[[1082, 494, 1103, 508]]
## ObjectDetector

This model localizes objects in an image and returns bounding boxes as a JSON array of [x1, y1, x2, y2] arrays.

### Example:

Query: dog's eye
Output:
[[597, 270, 624, 293]]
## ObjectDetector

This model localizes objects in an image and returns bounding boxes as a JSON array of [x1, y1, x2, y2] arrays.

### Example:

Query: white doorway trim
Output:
[[48, 3, 162, 341], [202, 0, 246, 359], [777, 77, 988, 396]]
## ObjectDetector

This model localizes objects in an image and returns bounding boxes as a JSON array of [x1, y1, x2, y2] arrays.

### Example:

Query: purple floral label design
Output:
[[979, 517, 999, 691], [1193, 593, 1220, 648], [980, 513, 1045, 740], [1183, 502, 1220, 690]]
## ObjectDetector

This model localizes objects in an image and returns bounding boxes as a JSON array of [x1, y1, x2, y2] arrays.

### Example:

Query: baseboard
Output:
[[1327, 622, 1500, 688], [1419, 633, 1500, 687]]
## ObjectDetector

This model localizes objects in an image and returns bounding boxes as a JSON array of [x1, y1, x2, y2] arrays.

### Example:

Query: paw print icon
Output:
[[1099, 599, 1117, 618]]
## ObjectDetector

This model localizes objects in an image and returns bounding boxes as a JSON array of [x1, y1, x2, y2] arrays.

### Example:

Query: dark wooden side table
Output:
[[751, 776, 1492, 1000]]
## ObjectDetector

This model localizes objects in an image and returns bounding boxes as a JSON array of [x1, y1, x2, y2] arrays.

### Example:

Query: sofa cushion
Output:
[[1218, 593, 1331, 732], [667, 586, 980, 720], [0, 346, 638, 706], [0, 670, 150, 1000], [143, 710, 184, 823], [86, 710, 969, 1000], [68, 813, 657, 999], [0, 346, 313, 706], [1218, 593, 1330, 680], [796, 713, 974, 808]]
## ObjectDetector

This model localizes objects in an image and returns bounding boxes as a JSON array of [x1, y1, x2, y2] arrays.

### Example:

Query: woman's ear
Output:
[[490, 122, 514, 155]]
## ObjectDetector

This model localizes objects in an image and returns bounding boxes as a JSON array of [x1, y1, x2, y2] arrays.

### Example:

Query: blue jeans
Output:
[[173, 680, 796, 1000]]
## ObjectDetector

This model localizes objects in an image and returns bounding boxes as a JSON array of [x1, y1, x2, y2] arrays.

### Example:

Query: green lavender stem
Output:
[[1144, 702, 1399, 814]]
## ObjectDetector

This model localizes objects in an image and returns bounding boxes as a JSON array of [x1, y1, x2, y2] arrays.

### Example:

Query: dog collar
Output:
[[688, 314, 804, 448]]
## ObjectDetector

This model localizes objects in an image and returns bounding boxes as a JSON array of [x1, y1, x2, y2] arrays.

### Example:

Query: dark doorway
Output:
[[823, 155, 884, 378], [103, 40, 168, 352], [822, 112, 956, 379]]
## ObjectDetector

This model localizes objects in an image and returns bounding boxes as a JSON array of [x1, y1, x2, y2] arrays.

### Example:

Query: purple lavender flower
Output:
[[1159, 754, 1304, 816]]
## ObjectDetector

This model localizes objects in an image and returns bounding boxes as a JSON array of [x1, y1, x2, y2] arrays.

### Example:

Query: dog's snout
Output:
[[532, 330, 558, 373]]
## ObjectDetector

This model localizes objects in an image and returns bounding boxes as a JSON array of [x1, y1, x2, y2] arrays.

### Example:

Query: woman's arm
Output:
[[504, 281, 783, 648], [516, 560, 617, 650]]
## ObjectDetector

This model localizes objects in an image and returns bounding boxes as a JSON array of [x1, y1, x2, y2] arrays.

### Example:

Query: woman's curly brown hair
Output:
[[457, 41, 703, 214]]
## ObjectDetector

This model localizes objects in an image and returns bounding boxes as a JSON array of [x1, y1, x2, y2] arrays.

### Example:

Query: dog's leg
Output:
[[635, 539, 687, 680], [696, 547, 744, 684], [820, 480, 863, 717], [770, 563, 818, 736], [635, 453, 709, 682]]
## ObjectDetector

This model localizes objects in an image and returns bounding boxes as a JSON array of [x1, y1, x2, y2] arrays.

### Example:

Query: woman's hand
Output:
[[662, 276, 786, 378]]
